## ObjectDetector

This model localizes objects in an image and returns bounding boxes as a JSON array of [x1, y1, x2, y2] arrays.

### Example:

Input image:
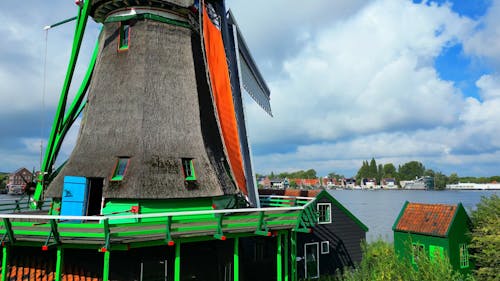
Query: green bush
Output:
[[469, 194, 500, 281], [328, 239, 473, 281]]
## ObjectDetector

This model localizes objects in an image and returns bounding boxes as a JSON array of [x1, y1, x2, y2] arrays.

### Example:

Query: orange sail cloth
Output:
[[202, 5, 248, 195]]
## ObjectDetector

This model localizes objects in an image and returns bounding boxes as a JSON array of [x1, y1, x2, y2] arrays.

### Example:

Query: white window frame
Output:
[[459, 243, 469, 268], [304, 242, 320, 279], [317, 203, 332, 224], [320, 241, 330, 254]]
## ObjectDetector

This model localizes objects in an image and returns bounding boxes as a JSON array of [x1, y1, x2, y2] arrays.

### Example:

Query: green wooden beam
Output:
[[234, 237, 239, 281], [33, 0, 92, 208], [291, 231, 297, 281], [255, 211, 270, 236], [1, 246, 8, 281], [45, 16, 77, 30], [277, 233, 282, 281], [165, 216, 173, 244], [103, 218, 110, 251], [2, 219, 14, 244], [175, 242, 181, 281], [284, 231, 289, 281], [103, 250, 110, 281], [55, 247, 64, 281], [214, 214, 225, 240]]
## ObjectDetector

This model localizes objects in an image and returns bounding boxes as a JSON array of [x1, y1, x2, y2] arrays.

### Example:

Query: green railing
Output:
[[0, 196, 318, 250], [259, 195, 313, 208], [0, 197, 50, 214]]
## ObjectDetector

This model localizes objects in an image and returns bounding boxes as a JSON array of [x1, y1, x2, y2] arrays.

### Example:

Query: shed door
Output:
[[61, 176, 88, 217], [304, 242, 319, 279]]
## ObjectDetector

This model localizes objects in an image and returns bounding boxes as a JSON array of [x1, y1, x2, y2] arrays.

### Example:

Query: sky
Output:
[[1, 0, 500, 178]]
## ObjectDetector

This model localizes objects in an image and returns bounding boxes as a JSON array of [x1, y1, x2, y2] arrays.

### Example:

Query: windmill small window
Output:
[[111, 157, 130, 181], [119, 22, 130, 51], [181, 158, 196, 181]]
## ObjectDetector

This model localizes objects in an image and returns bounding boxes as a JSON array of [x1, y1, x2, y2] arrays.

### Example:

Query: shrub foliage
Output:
[[469, 194, 500, 281]]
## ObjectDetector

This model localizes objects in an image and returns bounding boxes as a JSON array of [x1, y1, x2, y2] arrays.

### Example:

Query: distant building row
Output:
[[257, 176, 435, 190]]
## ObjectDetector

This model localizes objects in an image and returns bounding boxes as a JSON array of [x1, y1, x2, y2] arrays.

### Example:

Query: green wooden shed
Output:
[[393, 201, 473, 275]]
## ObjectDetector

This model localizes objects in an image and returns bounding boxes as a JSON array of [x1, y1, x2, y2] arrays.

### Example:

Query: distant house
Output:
[[269, 178, 289, 189], [7, 167, 33, 195], [291, 178, 320, 188], [393, 202, 473, 275], [260, 189, 368, 279], [342, 178, 356, 188], [361, 178, 377, 188], [381, 178, 397, 189], [258, 176, 271, 188], [321, 177, 341, 188]]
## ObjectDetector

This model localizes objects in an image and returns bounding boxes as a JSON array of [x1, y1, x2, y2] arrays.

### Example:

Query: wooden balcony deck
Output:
[[0, 195, 317, 250]]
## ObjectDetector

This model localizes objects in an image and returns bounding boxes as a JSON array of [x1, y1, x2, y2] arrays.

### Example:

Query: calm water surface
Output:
[[327, 189, 499, 242]]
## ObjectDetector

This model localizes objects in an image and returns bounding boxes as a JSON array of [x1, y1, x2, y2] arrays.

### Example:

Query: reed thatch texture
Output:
[[46, 18, 237, 199]]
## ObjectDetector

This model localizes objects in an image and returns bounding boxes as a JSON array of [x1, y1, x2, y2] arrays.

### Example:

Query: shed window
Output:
[[429, 245, 444, 262], [181, 158, 196, 181], [321, 241, 330, 254], [111, 157, 130, 181], [412, 243, 425, 264], [459, 243, 469, 268], [119, 23, 130, 50], [317, 203, 331, 224]]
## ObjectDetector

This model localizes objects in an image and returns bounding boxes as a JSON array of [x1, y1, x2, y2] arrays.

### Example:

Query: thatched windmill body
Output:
[[33, 0, 272, 215]]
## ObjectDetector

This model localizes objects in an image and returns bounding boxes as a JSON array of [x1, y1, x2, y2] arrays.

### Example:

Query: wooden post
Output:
[[277, 233, 282, 281], [55, 247, 64, 281], [291, 231, 297, 281], [1, 246, 8, 281], [103, 250, 110, 281], [175, 242, 181, 281], [234, 238, 239, 281], [284, 231, 289, 281]]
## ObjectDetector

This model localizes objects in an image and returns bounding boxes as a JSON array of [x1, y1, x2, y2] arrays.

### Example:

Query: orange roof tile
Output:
[[395, 202, 457, 237]]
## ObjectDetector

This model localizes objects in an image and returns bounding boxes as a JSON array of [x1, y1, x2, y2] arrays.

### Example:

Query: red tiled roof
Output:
[[394, 202, 457, 237]]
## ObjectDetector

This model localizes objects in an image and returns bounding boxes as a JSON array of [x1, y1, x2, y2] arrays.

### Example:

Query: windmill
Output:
[[32, 0, 272, 212]]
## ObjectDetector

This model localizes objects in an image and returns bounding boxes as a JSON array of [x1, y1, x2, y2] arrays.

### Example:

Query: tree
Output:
[[328, 172, 344, 180], [434, 171, 448, 190], [470, 194, 500, 281], [356, 160, 370, 180], [383, 163, 397, 178], [398, 161, 425, 181], [369, 158, 377, 178], [377, 164, 384, 183], [448, 173, 459, 184], [424, 169, 435, 177]]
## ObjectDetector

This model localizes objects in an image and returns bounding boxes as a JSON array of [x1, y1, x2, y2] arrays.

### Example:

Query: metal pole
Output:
[[291, 232, 297, 281], [103, 251, 110, 281], [284, 231, 289, 281], [55, 247, 64, 281], [277, 233, 282, 281], [1, 246, 8, 281], [175, 242, 181, 281], [234, 238, 239, 281]]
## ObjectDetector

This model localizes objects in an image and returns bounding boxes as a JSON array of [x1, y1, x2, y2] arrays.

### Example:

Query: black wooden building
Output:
[[260, 189, 368, 279]]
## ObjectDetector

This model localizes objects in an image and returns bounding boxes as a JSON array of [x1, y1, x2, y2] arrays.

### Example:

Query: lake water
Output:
[[327, 189, 500, 242]]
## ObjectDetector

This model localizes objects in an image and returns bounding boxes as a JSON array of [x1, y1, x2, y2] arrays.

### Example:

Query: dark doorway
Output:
[[86, 178, 103, 216]]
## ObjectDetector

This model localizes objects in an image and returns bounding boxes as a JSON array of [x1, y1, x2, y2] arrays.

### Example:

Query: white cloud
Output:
[[463, 0, 500, 69], [246, 0, 472, 145], [245, 0, 500, 176]]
